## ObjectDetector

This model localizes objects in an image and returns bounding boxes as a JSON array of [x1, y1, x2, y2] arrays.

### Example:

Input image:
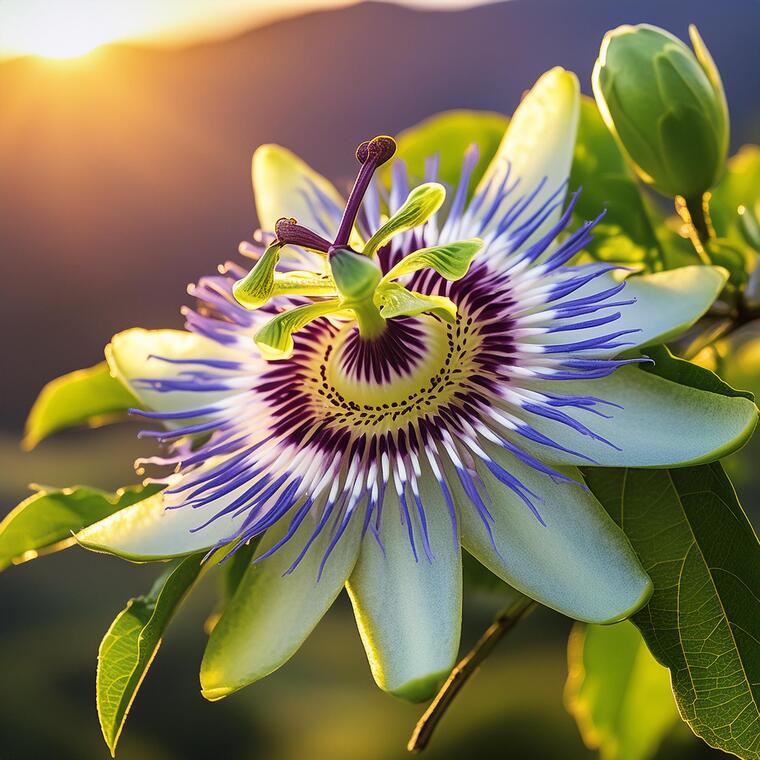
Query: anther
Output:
[[275, 217, 331, 253], [356, 135, 396, 166], [334, 136, 398, 247]]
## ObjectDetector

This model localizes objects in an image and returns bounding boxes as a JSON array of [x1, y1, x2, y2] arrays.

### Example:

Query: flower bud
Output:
[[593, 24, 728, 198]]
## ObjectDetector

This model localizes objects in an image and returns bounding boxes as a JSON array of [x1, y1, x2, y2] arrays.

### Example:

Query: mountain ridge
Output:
[[1, 0, 758, 427]]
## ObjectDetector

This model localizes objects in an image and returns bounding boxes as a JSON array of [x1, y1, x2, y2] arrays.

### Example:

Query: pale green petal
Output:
[[106, 328, 241, 413], [540, 266, 728, 356], [526, 365, 757, 467], [346, 472, 461, 701], [201, 510, 362, 699], [77, 488, 244, 560], [473, 67, 579, 246], [458, 451, 651, 623], [252, 144, 345, 235]]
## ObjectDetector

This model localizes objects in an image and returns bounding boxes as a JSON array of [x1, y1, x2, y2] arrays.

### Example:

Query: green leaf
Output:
[[97, 553, 204, 756], [705, 238, 753, 287], [583, 464, 760, 759], [710, 145, 760, 245], [565, 621, 679, 760], [362, 182, 445, 257], [642, 344, 755, 403], [713, 323, 760, 401], [569, 97, 664, 269], [385, 110, 508, 196], [24, 362, 139, 449], [381, 238, 482, 283], [0, 483, 160, 571]]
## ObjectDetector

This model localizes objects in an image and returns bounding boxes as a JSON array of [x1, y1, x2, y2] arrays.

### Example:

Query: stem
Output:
[[351, 298, 386, 338], [674, 193, 713, 264], [407, 597, 535, 753]]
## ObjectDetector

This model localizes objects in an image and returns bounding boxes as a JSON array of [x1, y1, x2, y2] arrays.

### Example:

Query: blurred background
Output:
[[2, 1, 758, 758]]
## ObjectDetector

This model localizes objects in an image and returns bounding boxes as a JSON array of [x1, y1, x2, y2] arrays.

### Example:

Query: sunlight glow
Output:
[[0, 1, 496, 60], [2, 4, 132, 60]]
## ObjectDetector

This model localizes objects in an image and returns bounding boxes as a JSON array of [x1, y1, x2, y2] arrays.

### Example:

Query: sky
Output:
[[0, 0, 496, 59]]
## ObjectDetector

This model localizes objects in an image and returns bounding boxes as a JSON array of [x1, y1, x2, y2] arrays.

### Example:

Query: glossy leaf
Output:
[[566, 621, 679, 760], [569, 97, 663, 269], [643, 344, 755, 402], [23, 362, 139, 449], [97, 554, 203, 756], [710, 145, 760, 244], [584, 464, 760, 759], [386, 109, 508, 195], [0, 483, 160, 571]]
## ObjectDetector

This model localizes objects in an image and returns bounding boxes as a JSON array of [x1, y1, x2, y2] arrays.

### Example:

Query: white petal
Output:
[[472, 67, 579, 246], [346, 471, 461, 701], [201, 510, 362, 699], [252, 144, 345, 235], [538, 266, 728, 356], [106, 328, 242, 413], [77, 487, 246, 560], [524, 365, 757, 467], [458, 451, 651, 623]]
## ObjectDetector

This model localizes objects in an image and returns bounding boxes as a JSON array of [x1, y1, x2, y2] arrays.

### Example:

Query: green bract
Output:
[[593, 24, 728, 198]]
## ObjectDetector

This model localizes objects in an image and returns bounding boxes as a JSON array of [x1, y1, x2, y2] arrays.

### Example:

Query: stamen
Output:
[[334, 135, 397, 247], [275, 217, 331, 253]]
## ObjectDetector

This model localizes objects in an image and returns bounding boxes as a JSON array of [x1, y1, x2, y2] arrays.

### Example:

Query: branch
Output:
[[407, 597, 535, 753]]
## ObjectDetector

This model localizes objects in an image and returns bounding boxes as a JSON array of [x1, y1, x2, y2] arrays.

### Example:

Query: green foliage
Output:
[[97, 554, 204, 756], [565, 621, 679, 760], [570, 97, 663, 269], [641, 344, 755, 402], [583, 464, 760, 759], [713, 323, 760, 400], [386, 110, 508, 195], [23, 361, 138, 449], [704, 238, 752, 286], [710, 145, 760, 245], [0, 483, 160, 571]]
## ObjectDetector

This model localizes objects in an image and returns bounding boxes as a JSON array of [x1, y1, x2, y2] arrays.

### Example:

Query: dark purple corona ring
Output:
[[131, 138, 645, 574]]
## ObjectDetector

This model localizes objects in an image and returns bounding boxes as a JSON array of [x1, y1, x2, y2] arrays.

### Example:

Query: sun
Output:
[[2, 3, 128, 61], [11, 22, 112, 60]]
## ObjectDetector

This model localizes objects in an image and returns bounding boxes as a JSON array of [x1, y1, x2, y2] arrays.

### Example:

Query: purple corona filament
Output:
[[131, 137, 644, 575]]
